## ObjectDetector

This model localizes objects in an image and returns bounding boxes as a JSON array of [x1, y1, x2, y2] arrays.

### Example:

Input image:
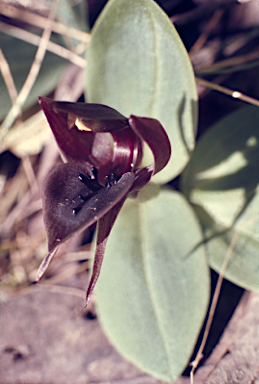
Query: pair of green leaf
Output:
[[87, 0, 259, 381], [86, 0, 209, 381]]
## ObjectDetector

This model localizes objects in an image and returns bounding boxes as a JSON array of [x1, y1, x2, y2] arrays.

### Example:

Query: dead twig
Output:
[[196, 77, 259, 107]]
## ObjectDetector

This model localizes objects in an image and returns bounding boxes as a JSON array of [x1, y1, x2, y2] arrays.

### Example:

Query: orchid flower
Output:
[[37, 97, 171, 306]]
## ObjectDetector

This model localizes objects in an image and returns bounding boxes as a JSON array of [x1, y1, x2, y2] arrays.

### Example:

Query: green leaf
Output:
[[0, 33, 68, 121], [193, 205, 259, 291], [86, 0, 198, 183], [95, 189, 210, 382], [181, 105, 259, 290], [57, 0, 89, 34]]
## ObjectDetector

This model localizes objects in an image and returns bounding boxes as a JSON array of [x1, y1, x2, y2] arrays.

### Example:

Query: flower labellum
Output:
[[37, 97, 171, 306]]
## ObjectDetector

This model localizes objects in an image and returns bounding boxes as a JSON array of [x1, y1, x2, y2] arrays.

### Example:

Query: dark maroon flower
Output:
[[37, 97, 171, 305]]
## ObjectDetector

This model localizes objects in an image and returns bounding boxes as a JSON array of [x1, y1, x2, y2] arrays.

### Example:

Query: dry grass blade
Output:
[[190, 232, 240, 383], [0, 0, 59, 136], [41, 260, 90, 286], [0, 164, 29, 225], [190, 8, 224, 56], [22, 155, 39, 193], [0, 2, 90, 43], [171, 0, 236, 25], [197, 49, 259, 74], [0, 21, 86, 68], [0, 48, 19, 107], [16, 283, 86, 300], [190, 213, 259, 384], [196, 77, 259, 107]]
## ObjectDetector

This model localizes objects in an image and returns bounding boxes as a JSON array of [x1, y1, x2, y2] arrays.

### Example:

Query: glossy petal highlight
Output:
[[39, 97, 129, 132], [129, 116, 171, 174]]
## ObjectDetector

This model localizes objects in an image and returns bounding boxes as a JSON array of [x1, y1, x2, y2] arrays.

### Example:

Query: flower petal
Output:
[[132, 165, 153, 191], [85, 197, 126, 306], [36, 248, 57, 282], [42, 162, 135, 254], [111, 127, 142, 177], [39, 97, 98, 164], [129, 116, 171, 175], [39, 97, 129, 133], [39, 97, 141, 184]]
